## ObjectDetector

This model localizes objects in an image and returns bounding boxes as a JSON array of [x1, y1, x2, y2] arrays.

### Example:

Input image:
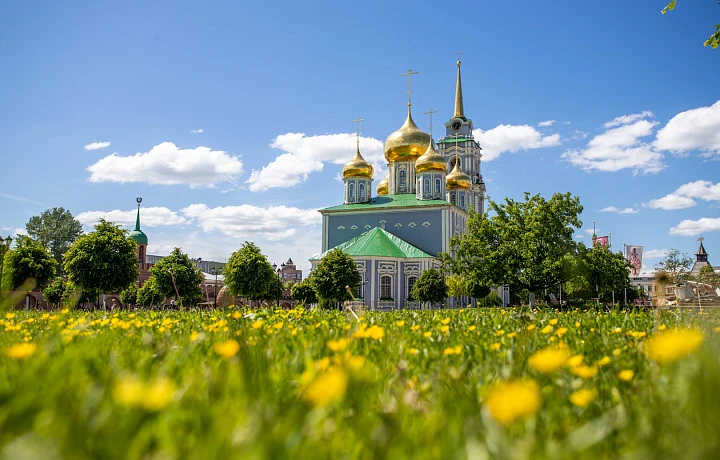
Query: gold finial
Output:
[[454, 56, 465, 119], [352, 116, 364, 151], [424, 108, 438, 136], [698, 236, 704, 242], [401, 69, 419, 107]]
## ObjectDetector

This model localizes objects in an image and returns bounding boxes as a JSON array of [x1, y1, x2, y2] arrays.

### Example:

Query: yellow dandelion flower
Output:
[[396, 320, 405, 327], [190, 331, 200, 342], [507, 332, 517, 339], [556, 327, 568, 337], [441, 317, 451, 325], [658, 325, 667, 331], [495, 330, 505, 336], [327, 338, 350, 352], [569, 388, 596, 407], [570, 365, 598, 379], [454, 345, 462, 354], [596, 356, 611, 366], [485, 379, 541, 425], [528, 346, 571, 373], [366, 325, 384, 340], [4, 343, 37, 359], [567, 354, 584, 367], [411, 324, 420, 331], [549, 318, 559, 325], [618, 370, 635, 381], [214, 340, 240, 359], [304, 368, 348, 407], [114, 376, 145, 407], [575, 321, 580, 328], [5, 313, 16, 319], [408, 348, 419, 355], [443, 347, 456, 356], [252, 320, 264, 329], [344, 324, 351, 330], [423, 331, 432, 338], [527, 324, 536, 331], [273, 322, 284, 330], [714, 326, 720, 332], [541, 325, 553, 334], [440, 325, 450, 333], [142, 378, 176, 411], [232, 311, 242, 319], [612, 348, 622, 356], [468, 325, 477, 332], [60, 308, 69, 314], [490, 342, 501, 351], [644, 328, 704, 364]]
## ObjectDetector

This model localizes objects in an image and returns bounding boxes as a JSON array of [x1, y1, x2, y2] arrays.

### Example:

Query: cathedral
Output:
[[311, 60, 486, 309]]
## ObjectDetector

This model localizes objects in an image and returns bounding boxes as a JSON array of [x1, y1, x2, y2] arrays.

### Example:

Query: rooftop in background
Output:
[[321, 194, 450, 212], [311, 227, 433, 260]]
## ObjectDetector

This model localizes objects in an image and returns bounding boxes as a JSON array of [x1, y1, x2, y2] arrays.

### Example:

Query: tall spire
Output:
[[135, 197, 142, 232], [454, 57, 465, 119]]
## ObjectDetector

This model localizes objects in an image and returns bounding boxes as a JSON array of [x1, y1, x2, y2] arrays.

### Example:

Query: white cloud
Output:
[[76, 207, 188, 228], [190, 129, 204, 134], [669, 217, 720, 236], [87, 142, 243, 188], [601, 206, 639, 214], [604, 111, 654, 128], [246, 133, 384, 192], [84, 141, 111, 151], [654, 100, 720, 156], [181, 203, 320, 241], [644, 249, 669, 259], [647, 180, 720, 210], [538, 120, 556, 127], [473, 124, 561, 162], [562, 119, 664, 174]]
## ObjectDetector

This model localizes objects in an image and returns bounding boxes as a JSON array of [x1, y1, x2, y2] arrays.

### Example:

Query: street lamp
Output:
[[210, 266, 220, 308], [271, 264, 282, 308], [0, 236, 13, 301]]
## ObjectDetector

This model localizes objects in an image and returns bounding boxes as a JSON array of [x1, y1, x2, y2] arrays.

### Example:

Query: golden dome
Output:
[[342, 148, 374, 179], [376, 175, 389, 196], [415, 139, 446, 173], [446, 159, 471, 190], [384, 106, 431, 163]]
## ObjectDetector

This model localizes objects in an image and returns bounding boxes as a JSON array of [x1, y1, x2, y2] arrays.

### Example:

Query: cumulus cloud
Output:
[[655, 100, 720, 156], [538, 120, 556, 127], [601, 206, 639, 214], [643, 249, 670, 259], [76, 207, 188, 228], [181, 203, 320, 240], [669, 217, 720, 236], [84, 141, 111, 151], [604, 111, 654, 128], [87, 142, 243, 188], [647, 180, 720, 210], [562, 116, 664, 174], [190, 129, 204, 134], [246, 133, 384, 192], [473, 124, 561, 162]]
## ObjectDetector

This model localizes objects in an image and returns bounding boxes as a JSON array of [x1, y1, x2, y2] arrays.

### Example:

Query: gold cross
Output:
[[401, 69, 419, 106], [698, 236, 704, 242], [352, 116, 364, 149], [424, 108, 438, 136]]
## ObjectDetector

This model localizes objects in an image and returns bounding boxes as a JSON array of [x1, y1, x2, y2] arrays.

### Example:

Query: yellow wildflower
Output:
[[714, 326, 720, 332], [570, 365, 598, 379], [541, 325, 553, 334], [569, 389, 596, 407], [575, 321, 581, 328], [190, 331, 200, 342], [528, 346, 570, 373], [251, 320, 264, 329], [556, 327, 568, 337], [549, 318, 559, 325], [407, 348, 419, 355], [527, 324, 536, 331], [490, 342, 501, 351], [5, 313, 15, 319], [485, 379, 541, 425], [507, 332, 517, 339], [618, 370, 635, 381], [644, 328, 704, 364], [495, 330, 505, 336], [612, 348, 622, 356], [440, 325, 450, 333], [396, 320, 405, 327], [142, 378, 176, 411], [567, 354, 584, 367], [596, 356, 611, 366], [441, 318, 450, 325], [114, 376, 145, 407], [214, 340, 240, 359], [4, 343, 37, 359], [304, 368, 348, 407], [468, 325, 477, 332], [411, 324, 420, 331], [366, 325, 384, 340], [60, 308, 69, 314], [658, 325, 667, 331], [273, 322, 284, 330], [423, 331, 432, 338], [327, 338, 350, 352]]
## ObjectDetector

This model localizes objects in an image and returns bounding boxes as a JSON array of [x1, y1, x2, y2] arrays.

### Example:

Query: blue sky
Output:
[[1, 0, 719, 273]]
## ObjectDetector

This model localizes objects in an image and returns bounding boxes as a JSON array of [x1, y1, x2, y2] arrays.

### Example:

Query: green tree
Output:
[[120, 284, 138, 307], [443, 192, 583, 306], [478, 290, 503, 308], [411, 268, 449, 306], [565, 244, 632, 304], [43, 277, 66, 307], [2, 236, 56, 309], [64, 219, 139, 304], [223, 242, 275, 302], [137, 278, 164, 307], [62, 280, 100, 308], [310, 249, 360, 309], [150, 248, 204, 307], [662, 1, 720, 49], [290, 280, 318, 305], [446, 274, 467, 298], [656, 248, 693, 300], [26, 207, 83, 275]]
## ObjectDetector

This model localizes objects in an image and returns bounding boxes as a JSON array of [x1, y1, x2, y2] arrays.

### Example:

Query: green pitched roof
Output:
[[320, 194, 449, 212], [310, 227, 433, 260], [437, 136, 475, 144]]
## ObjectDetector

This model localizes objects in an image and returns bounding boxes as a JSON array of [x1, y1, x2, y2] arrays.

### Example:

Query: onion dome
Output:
[[128, 202, 148, 245], [384, 106, 431, 163], [446, 159, 471, 190], [415, 139, 445, 173], [342, 147, 374, 179], [376, 175, 389, 196]]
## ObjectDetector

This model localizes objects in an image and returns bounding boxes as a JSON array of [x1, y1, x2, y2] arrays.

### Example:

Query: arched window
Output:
[[348, 182, 355, 202], [407, 276, 417, 300], [416, 178, 421, 198], [460, 194, 465, 209], [380, 275, 392, 299], [435, 178, 441, 196], [450, 193, 456, 205], [399, 168, 407, 193], [423, 178, 430, 198], [359, 182, 365, 201]]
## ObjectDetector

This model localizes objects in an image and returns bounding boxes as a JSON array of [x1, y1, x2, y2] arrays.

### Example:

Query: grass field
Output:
[[1, 306, 719, 459]]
